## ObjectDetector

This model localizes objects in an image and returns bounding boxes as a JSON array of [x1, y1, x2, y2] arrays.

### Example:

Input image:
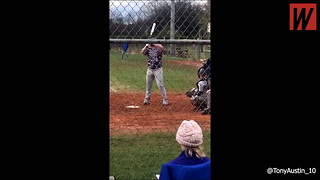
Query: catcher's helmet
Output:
[[197, 58, 211, 78], [197, 67, 207, 78]]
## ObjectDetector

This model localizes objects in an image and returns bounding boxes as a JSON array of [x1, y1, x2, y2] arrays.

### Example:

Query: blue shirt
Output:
[[169, 150, 210, 165], [121, 43, 129, 51], [159, 151, 211, 180]]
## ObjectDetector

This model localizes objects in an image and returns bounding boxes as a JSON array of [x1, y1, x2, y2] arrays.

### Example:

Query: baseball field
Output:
[[109, 48, 211, 180]]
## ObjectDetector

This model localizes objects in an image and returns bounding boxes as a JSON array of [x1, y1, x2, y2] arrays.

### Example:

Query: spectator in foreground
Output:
[[158, 120, 210, 180]]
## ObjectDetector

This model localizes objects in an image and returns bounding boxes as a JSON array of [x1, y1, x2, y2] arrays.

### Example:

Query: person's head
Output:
[[176, 120, 206, 158], [150, 37, 156, 47]]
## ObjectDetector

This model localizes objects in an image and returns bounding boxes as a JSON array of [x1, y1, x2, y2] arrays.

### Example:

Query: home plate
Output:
[[126, 105, 140, 109]]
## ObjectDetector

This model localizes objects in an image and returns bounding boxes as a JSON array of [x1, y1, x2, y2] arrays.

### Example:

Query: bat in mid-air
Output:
[[150, 23, 156, 38], [148, 23, 156, 47]]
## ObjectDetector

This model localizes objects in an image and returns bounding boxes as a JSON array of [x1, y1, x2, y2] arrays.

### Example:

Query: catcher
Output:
[[186, 58, 211, 112]]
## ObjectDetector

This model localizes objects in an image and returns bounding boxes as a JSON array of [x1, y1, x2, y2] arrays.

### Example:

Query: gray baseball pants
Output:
[[145, 67, 167, 100], [121, 50, 129, 59]]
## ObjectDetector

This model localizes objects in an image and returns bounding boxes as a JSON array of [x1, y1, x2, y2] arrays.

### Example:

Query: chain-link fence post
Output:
[[170, 0, 175, 55]]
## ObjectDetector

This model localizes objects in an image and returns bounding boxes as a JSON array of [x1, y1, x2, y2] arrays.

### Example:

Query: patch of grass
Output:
[[110, 131, 211, 180], [109, 50, 199, 93]]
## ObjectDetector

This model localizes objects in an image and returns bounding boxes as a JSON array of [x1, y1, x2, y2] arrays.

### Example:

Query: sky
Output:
[[109, 1, 147, 16]]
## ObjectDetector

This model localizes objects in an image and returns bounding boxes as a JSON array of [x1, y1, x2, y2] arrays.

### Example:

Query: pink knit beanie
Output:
[[176, 120, 203, 147]]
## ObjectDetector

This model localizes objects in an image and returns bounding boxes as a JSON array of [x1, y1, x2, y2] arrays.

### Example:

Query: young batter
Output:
[[141, 43, 169, 106]]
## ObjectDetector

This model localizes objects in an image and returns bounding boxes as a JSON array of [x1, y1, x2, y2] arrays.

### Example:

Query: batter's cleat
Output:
[[162, 99, 169, 106], [143, 99, 150, 105]]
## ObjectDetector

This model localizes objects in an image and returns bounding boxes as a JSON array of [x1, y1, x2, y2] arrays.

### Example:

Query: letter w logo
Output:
[[290, 3, 317, 30]]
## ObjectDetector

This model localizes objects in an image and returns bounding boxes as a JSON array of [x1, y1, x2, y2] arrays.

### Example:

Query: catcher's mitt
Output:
[[186, 91, 193, 98], [186, 88, 197, 98], [190, 95, 207, 110]]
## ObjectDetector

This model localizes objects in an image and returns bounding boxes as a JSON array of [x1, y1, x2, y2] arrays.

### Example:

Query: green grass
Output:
[[110, 131, 211, 180], [109, 50, 201, 93]]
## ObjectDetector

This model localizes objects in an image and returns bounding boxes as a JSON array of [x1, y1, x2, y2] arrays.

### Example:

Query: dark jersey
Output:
[[146, 48, 163, 69]]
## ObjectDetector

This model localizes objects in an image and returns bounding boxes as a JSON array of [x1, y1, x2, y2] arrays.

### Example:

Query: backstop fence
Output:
[[109, 1, 211, 179]]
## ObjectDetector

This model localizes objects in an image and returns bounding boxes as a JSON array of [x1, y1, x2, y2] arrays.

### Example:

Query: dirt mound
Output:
[[110, 92, 211, 136]]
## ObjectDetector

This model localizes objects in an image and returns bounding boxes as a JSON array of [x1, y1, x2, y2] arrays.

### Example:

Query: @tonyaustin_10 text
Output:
[[267, 167, 316, 175]]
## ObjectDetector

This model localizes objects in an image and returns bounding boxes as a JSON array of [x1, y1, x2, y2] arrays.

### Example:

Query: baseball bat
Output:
[[145, 23, 156, 48], [148, 23, 156, 46], [150, 23, 156, 38]]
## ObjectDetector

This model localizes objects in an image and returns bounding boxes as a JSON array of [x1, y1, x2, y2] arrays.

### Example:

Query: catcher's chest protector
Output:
[[196, 79, 208, 92]]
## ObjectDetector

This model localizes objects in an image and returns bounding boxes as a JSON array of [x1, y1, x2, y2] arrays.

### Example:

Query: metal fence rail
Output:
[[110, 38, 211, 45]]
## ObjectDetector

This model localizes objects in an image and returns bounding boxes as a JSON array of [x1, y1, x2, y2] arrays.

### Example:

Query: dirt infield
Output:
[[168, 59, 205, 69], [110, 59, 210, 136], [110, 92, 211, 136]]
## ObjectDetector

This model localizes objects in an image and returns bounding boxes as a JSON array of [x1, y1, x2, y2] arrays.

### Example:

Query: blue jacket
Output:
[[121, 43, 129, 51], [159, 151, 211, 180]]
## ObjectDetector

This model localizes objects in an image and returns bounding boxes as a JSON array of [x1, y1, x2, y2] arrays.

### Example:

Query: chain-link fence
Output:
[[109, 1, 211, 179]]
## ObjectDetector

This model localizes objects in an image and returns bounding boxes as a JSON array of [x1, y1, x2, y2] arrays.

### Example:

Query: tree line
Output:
[[109, 1, 210, 39]]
